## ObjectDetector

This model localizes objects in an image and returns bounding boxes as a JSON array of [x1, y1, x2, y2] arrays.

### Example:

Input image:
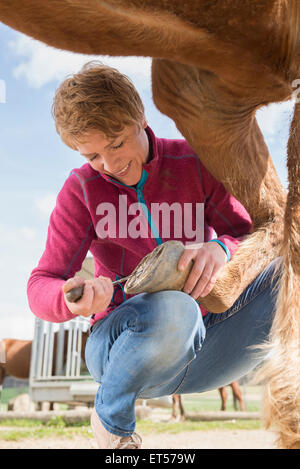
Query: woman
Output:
[[27, 61, 279, 449]]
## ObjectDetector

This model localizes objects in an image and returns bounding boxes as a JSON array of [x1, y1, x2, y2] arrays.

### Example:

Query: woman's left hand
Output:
[[178, 242, 228, 299]]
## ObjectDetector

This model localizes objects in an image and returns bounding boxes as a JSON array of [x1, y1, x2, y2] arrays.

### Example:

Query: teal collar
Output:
[[108, 168, 148, 192]]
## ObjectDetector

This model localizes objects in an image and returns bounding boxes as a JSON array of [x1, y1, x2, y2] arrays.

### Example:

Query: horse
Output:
[[1, 0, 300, 447], [0, 339, 32, 390], [0, 333, 89, 409], [172, 382, 246, 421], [218, 382, 246, 412]]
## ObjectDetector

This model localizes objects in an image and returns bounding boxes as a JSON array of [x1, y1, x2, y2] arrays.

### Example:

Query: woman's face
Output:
[[76, 122, 149, 186]]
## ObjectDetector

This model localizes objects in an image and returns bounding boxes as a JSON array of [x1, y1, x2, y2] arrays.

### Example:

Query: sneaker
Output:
[[91, 407, 142, 449]]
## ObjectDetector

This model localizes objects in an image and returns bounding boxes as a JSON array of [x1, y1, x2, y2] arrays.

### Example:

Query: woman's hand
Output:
[[178, 242, 227, 299], [62, 275, 114, 317]]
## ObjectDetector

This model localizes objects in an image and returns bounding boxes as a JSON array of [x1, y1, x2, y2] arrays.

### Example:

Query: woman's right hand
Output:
[[62, 275, 114, 317]]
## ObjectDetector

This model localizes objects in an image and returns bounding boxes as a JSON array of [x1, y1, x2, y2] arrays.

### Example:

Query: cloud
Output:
[[20, 227, 36, 241], [256, 99, 295, 140], [0, 225, 45, 339], [9, 33, 151, 92], [10, 31, 295, 147], [0, 225, 38, 244], [0, 308, 35, 340], [255, 101, 294, 189], [35, 193, 57, 217]]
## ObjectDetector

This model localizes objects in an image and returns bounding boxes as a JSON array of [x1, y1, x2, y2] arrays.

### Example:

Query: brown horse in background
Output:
[[0, 334, 89, 406], [0, 339, 32, 389], [172, 382, 246, 421], [1, 0, 300, 447], [218, 382, 246, 412]]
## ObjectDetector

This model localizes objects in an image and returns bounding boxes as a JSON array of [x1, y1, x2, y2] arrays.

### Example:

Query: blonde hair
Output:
[[52, 61, 145, 148]]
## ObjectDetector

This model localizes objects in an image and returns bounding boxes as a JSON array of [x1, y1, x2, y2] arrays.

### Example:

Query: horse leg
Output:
[[0, 0, 291, 91], [152, 58, 286, 312], [171, 394, 186, 421], [171, 394, 178, 420], [218, 387, 227, 411], [232, 387, 238, 411], [230, 381, 246, 411], [255, 102, 300, 449], [178, 395, 186, 422], [230, 383, 238, 410]]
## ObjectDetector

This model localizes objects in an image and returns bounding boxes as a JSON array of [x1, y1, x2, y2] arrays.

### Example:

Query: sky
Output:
[[0, 22, 296, 340]]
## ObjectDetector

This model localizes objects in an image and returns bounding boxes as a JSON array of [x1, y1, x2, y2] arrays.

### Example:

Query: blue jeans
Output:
[[85, 259, 280, 437]]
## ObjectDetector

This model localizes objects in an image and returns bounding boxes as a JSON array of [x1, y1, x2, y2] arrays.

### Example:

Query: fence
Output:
[[29, 317, 98, 404]]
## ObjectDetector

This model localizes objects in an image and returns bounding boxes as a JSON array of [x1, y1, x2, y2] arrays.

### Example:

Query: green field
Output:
[[0, 385, 263, 413], [175, 386, 263, 413], [0, 387, 29, 411], [0, 385, 264, 441], [0, 417, 263, 442]]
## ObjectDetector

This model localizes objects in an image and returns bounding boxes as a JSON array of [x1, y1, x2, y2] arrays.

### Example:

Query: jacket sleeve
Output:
[[201, 164, 253, 260], [27, 172, 96, 323]]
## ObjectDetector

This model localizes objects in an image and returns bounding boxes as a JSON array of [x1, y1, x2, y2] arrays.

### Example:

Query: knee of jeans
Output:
[[138, 290, 204, 355], [84, 337, 102, 383], [149, 290, 200, 323]]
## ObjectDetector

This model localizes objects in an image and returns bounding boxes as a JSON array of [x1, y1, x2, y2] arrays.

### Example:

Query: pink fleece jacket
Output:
[[27, 127, 252, 325]]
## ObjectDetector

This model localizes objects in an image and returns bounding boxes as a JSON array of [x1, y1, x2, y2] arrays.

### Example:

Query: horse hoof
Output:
[[124, 241, 193, 294]]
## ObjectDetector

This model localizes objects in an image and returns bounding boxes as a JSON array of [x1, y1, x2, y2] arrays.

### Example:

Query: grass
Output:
[[179, 397, 260, 413], [0, 415, 92, 441], [136, 419, 262, 435], [0, 386, 264, 441], [0, 417, 262, 441], [0, 425, 92, 441], [171, 387, 262, 413], [0, 387, 29, 411]]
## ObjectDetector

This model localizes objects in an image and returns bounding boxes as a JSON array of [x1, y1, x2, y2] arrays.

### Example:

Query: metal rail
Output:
[[29, 317, 97, 403]]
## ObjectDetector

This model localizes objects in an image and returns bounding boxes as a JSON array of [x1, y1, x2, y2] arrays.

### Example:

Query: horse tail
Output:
[[255, 100, 300, 449]]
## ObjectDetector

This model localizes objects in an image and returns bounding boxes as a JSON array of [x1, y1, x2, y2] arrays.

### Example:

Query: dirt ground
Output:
[[0, 403, 278, 449], [0, 428, 277, 449], [0, 430, 277, 449]]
